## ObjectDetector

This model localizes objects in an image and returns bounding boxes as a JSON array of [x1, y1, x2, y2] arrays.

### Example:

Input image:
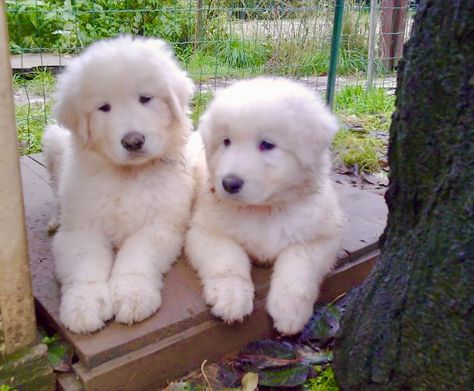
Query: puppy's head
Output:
[[54, 35, 194, 166], [199, 78, 338, 206]]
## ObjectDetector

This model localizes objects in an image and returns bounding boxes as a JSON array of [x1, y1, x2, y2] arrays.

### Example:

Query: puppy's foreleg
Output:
[[42, 125, 70, 233], [267, 236, 340, 335], [53, 229, 114, 334], [185, 227, 254, 322], [109, 225, 182, 325]]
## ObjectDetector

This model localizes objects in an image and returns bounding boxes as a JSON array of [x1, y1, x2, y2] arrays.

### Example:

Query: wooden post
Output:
[[195, 0, 203, 49], [0, 1, 36, 358], [380, 0, 409, 70], [0, 1, 54, 389], [366, 0, 379, 90]]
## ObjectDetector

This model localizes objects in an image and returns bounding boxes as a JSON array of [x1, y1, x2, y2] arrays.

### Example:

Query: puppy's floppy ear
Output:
[[165, 72, 195, 124], [54, 68, 90, 145], [144, 38, 195, 124], [294, 94, 339, 168]]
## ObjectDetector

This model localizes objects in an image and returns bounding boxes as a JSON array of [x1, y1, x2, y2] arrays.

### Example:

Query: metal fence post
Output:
[[326, 0, 345, 110]]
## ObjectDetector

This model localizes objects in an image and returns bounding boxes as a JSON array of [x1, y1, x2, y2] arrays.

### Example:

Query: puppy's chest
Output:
[[225, 209, 316, 262], [97, 172, 181, 239]]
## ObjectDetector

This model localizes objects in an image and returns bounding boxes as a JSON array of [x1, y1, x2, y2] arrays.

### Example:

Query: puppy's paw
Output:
[[110, 275, 161, 325], [203, 275, 254, 323], [267, 288, 313, 335], [60, 282, 113, 334]]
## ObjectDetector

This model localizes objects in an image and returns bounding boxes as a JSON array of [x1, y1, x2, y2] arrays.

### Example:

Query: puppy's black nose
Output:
[[121, 131, 145, 151], [222, 175, 244, 194]]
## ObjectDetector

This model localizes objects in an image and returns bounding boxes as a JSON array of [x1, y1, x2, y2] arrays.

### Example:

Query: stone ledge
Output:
[[0, 343, 55, 391]]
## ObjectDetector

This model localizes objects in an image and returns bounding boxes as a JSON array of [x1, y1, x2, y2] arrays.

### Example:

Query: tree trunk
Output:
[[333, 1, 474, 390]]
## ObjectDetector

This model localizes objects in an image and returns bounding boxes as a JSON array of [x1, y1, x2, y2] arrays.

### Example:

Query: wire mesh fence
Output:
[[6, 0, 416, 156]]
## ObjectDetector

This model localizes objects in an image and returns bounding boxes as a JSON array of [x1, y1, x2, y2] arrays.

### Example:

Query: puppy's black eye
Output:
[[139, 96, 152, 104], [98, 103, 111, 112], [223, 138, 231, 147], [259, 140, 275, 151]]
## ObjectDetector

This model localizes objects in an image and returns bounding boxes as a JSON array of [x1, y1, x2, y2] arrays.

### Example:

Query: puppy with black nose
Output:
[[185, 78, 343, 335], [42, 36, 195, 334]]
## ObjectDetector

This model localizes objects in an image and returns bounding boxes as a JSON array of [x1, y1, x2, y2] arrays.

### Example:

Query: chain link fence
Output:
[[6, 0, 415, 155]]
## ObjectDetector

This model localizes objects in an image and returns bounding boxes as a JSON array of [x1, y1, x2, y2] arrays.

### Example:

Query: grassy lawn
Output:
[[333, 85, 394, 173]]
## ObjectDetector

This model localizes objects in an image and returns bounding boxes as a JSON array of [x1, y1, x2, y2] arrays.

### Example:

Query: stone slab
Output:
[[0, 344, 55, 391]]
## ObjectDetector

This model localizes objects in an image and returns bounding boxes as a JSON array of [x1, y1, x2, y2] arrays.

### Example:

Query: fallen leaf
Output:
[[299, 304, 342, 346], [241, 339, 297, 360], [257, 365, 310, 387], [241, 372, 259, 391], [217, 363, 242, 388], [296, 345, 332, 366]]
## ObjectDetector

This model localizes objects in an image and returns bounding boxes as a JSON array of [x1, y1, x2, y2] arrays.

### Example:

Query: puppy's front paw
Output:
[[267, 288, 313, 335], [203, 275, 254, 323], [110, 275, 161, 325], [60, 282, 113, 334]]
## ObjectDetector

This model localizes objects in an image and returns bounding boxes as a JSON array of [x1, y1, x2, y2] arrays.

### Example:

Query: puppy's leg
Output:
[[53, 229, 114, 334], [186, 227, 254, 323], [109, 225, 182, 325], [267, 236, 340, 335], [42, 125, 70, 234]]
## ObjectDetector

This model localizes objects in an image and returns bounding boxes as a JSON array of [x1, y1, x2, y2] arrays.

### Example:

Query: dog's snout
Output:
[[121, 131, 145, 152], [222, 175, 244, 194]]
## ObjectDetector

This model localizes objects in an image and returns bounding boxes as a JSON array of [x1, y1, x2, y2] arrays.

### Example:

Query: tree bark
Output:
[[333, 1, 474, 390]]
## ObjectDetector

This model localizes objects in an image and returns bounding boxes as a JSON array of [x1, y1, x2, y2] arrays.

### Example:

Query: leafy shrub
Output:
[[6, 0, 195, 57]]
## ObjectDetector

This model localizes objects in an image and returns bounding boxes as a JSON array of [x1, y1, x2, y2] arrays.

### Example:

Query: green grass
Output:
[[333, 129, 384, 173], [335, 85, 395, 115], [13, 68, 56, 96], [185, 50, 264, 82], [191, 90, 213, 126], [16, 100, 52, 155], [305, 366, 339, 391], [332, 84, 394, 173]]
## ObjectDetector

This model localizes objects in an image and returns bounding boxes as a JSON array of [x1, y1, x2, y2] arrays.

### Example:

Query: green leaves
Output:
[[41, 333, 73, 372]]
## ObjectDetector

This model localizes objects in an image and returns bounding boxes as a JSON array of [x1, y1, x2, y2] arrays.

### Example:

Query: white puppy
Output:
[[42, 36, 195, 334], [185, 78, 343, 335]]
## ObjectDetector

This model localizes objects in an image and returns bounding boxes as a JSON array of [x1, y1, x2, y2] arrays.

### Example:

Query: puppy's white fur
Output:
[[42, 36, 195, 334], [186, 78, 343, 335]]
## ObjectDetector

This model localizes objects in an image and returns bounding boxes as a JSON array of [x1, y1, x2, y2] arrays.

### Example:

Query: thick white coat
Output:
[[42, 36, 195, 334], [186, 78, 343, 335]]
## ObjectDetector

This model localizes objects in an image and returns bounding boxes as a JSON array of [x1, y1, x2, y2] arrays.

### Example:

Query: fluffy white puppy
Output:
[[42, 36, 195, 334], [185, 78, 343, 335]]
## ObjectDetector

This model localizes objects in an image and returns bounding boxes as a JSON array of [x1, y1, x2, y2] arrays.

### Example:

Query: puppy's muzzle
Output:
[[121, 131, 145, 152], [222, 175, 244, 194]]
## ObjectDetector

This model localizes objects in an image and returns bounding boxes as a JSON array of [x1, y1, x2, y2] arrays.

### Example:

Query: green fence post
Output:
[[326, 0, 345, 110]]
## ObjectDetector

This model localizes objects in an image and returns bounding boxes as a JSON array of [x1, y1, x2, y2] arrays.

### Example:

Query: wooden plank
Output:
[[74, 301, 274, 391], [73, 252, 379, 391], [21, 154, 387, 377], [11, 53, 72, 72]]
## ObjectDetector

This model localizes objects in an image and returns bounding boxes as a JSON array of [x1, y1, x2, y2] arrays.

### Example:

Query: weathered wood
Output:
[[380, 0, 409, 69], [334, 1, 474, 389], [0, 0, 37, 357]]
